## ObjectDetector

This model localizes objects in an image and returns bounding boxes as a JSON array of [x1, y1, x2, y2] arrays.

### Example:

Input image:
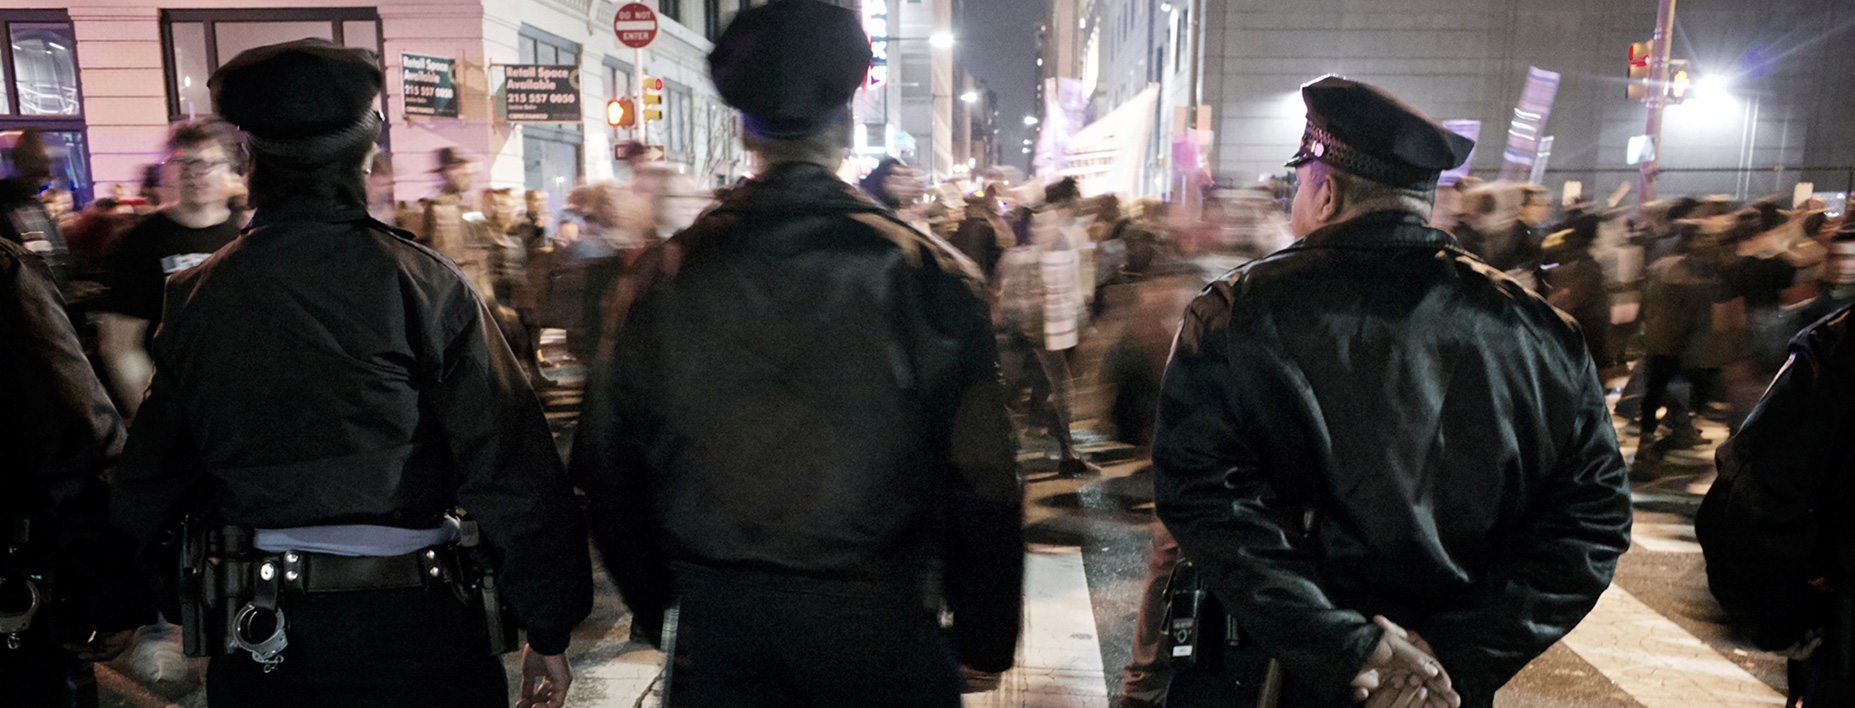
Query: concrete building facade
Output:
[[1046, 0, 1855, 204]]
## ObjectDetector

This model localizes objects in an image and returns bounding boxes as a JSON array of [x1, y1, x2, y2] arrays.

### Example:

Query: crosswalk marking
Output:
[[1632, 522, 1704, 554], [1560, 584, 1785, 707], [965, 544, 1109, 708]]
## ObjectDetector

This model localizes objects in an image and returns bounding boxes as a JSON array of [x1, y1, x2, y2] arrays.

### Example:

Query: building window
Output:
[[0, 10, 91, 207], [160, 9, 382, 123], [665, 80, 694, 161], [661, 0, 683, 24], [10, 23, 80, 116], [703, 0, 720, 40], [518, 25, 583, 217]]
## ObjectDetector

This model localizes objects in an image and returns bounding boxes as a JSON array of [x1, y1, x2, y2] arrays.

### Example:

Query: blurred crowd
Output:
[[10, 116, 1846, 486]]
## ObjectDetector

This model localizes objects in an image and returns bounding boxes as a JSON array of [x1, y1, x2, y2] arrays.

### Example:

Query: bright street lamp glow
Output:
[[960, 91, 979, 103], [1691, 76, 1729, 99], [929, 32, 955, 48], [1023, 115, 1039, 126]]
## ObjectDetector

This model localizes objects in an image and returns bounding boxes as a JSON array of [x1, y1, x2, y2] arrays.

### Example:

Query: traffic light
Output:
[[607, 98, 635, 128], [1666, 60, 1692, 103], [1627, 41, 1652, 100], [642, 77, 663, 122]]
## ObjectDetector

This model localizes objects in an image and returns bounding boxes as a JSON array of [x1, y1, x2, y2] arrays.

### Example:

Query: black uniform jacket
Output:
[[1699, 306, 1855, 651], [1, 238, 147, 638], [570, 162, 1024, 672], [1154, 211, 1632, 706], [110, 200, 591, 654]]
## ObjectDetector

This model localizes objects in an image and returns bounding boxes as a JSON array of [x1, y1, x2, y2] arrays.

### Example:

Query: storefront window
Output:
[[160, 10, 382, 124], [214, 21, 332, 64], [518, 26, 584, 215], [10, 24, 80, 116], [0, 12, 91, 206], [169, 22, 211, 120]]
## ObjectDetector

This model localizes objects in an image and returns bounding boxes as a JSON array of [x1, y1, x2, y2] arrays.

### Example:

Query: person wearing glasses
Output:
[[95, 119, 246, 421]]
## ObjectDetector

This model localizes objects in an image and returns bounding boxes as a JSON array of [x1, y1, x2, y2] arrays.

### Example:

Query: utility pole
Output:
[[1638, 0, 1676, 209]]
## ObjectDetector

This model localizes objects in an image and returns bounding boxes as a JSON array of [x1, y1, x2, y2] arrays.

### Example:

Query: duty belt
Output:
[[231, 545, 462, 672]]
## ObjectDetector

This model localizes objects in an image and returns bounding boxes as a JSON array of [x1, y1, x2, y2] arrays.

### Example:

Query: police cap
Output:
[[210, 39, 383, 157], [1285, 75, 1475, 190], [708, 0, 872, 139]]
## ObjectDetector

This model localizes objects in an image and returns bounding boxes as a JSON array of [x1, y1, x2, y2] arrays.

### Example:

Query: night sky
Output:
[[958, 0, 1044, 173]]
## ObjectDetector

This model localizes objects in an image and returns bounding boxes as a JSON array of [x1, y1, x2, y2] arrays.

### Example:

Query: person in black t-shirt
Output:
[[96, 119, 244, 419]]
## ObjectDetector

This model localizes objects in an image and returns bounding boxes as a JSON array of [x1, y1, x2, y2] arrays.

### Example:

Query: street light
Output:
[[1023, 115, 1039, 126], [960, 91, 979, 103], [929, 32, 955, 49]]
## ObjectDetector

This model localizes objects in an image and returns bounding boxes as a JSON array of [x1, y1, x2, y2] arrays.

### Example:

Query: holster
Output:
[[457, 518, 520, 655]]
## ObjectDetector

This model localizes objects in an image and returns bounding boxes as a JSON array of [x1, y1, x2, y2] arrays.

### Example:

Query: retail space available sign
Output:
[[402, 53, 458, 118], [504, 64, 582, 123], [614, 3, 658, 49]]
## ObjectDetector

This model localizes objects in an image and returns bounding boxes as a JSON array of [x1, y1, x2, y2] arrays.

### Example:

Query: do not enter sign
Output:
[[614, 3, 658, 49]]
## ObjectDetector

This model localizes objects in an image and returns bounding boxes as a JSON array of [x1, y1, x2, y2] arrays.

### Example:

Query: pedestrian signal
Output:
[[1666, 60, 1692, 103], [642, 77, 663, 122], [607, 98, 635, 128]]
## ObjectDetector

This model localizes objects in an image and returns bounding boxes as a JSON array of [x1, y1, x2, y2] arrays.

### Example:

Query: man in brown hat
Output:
[[1154, 76, 1631, 708]]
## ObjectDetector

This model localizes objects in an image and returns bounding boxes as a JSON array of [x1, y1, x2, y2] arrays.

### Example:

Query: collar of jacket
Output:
[[245, 200, 412, 240], [714, 162, 891, 217], [1293, 210, 1467, 254]]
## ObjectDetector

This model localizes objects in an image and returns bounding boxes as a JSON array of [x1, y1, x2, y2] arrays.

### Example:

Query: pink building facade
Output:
[[0, 0, 747, 210]]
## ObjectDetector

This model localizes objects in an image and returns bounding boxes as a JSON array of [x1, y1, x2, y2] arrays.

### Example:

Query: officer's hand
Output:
[[63, 629, 139, 662], [518, 645, 572, 708], [1350, 616, 1460, 708]]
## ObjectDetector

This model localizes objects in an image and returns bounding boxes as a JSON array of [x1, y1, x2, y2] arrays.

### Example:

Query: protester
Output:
[[1632, 221, 1733, 475], [95, 119, 245, 419], [1154, 75, 1631, 708], [571, 2, 1023, 703], [1543, 213, 1614, 368], [109, 39, 589, 708]]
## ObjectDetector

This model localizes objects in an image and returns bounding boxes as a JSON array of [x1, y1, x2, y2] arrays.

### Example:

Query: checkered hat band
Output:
[[1299, 125, 1438, 189]]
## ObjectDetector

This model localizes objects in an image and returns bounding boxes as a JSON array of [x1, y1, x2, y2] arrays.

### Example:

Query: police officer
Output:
[[1152, 76, 1632, 708], [1698, 304, 1855, 707], [2, 232, 147, 707], [110, 40, 591, 708], [570, 1, 1024, 705]]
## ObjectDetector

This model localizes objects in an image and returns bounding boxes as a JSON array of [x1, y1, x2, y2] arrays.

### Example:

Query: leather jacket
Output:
[[1153, 211, 1632, 706], [1, 238, 147, 639], [110, 200, 591, 653], [1698, 306, 1855, 652], [571, 162, 1024, 672]]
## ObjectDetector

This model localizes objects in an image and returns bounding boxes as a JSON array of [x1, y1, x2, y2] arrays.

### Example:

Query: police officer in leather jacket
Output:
[[110, 40, 591, 708], [2, 236, 147, 708], [1153, 76, 1632, 708], [1699, 305, 1855, 707], [571, 1, 1024, 704]]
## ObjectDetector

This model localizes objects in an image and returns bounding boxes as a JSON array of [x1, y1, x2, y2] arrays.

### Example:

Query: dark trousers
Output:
[[206, 585, 506, 708], [0, 617, 89, 708], [1638, 355, 1721, 443], [668, 564, 960, 708]]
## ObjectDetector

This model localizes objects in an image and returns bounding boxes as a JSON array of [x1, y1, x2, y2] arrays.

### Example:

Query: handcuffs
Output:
[[232, 558, 288, 672], [0, 575, 42, 651]]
